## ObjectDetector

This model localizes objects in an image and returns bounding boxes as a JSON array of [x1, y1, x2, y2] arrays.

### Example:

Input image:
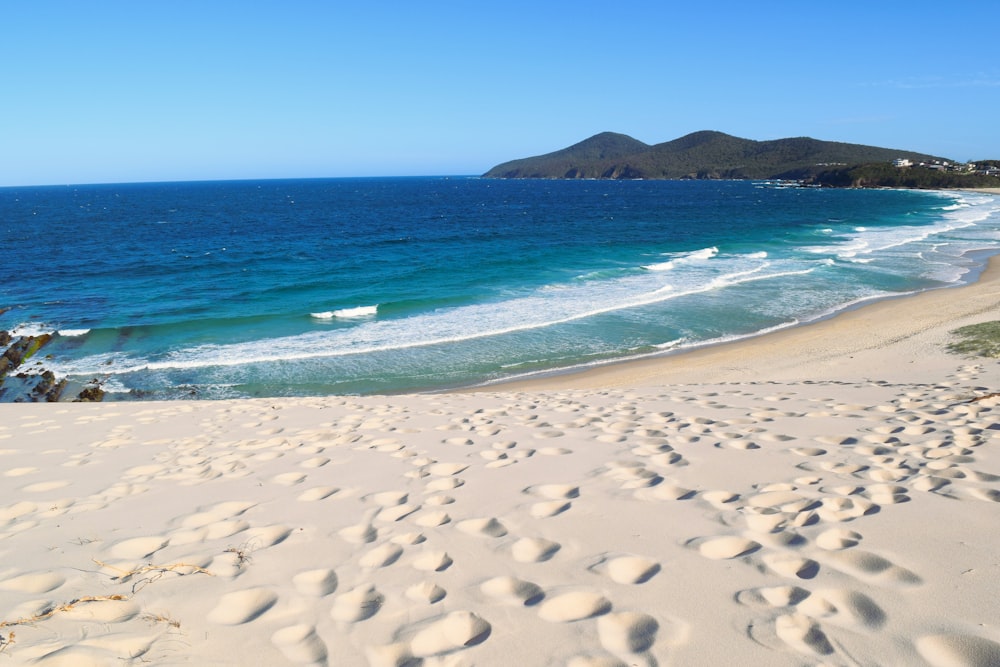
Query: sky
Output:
[[3, 1, 999, 186]]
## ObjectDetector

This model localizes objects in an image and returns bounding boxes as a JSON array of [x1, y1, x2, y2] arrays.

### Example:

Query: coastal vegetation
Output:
[[948, 321, 1000, 358], [808, 162, 1000, 189], [484, 131, 999, 189]]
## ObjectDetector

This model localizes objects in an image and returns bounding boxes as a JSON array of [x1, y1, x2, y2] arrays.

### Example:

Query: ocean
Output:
[[2, 177, 999, 400]]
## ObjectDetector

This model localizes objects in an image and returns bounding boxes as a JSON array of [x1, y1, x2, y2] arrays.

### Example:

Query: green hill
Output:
[[483, 131, 947, 180]]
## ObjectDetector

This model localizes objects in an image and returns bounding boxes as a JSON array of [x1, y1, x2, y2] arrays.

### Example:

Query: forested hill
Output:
[[483, 131, 946, 180]]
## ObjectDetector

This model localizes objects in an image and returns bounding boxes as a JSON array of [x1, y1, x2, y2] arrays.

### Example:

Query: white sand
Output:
[[1, 261, 999, 666]]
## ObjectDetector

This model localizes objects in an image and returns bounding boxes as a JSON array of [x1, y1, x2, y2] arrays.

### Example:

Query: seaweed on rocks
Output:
[[0, 332, 71, 402], [0, 334, 53, 378]]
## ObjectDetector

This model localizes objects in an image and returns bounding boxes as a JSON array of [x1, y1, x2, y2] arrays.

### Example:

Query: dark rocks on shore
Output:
[[30, 370, 68, 402], [75, 384, 106, 402], [0, 333, 53, 377], [0, 330, 88, 402]]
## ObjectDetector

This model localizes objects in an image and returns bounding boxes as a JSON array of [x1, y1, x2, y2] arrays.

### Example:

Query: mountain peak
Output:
[[483, 131, 946, 180]]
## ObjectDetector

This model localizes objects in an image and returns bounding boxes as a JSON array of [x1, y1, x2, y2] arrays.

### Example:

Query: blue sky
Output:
[[3, 1, 999, 186]]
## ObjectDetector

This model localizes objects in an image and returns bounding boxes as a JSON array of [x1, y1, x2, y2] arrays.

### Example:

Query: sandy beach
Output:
[[1, 260, 999, 666]]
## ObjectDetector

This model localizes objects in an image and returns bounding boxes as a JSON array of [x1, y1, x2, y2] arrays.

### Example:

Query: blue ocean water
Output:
[[2, 178, 999, 400]]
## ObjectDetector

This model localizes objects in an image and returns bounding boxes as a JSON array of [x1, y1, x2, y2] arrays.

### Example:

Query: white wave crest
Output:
[[57, 329, 91, 337], [311, 305, 378, 319], [8, 323, 53, 338], [643, 246, 718, 271]]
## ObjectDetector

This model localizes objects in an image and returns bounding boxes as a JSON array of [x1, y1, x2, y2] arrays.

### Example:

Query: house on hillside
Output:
[[893, 158, 912, 168]]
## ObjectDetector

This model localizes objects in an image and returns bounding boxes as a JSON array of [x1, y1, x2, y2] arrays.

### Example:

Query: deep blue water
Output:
[[2, 177, 998, 399]]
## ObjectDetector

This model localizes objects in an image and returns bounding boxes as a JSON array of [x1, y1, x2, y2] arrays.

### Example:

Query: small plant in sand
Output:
[[142, 612, 181, 629], [93, 559, 215, 594], [0, 595, 129, 628], [224, 541, 257, 568], [0, 562, 213, 634], [947, 321, 1000, 358]]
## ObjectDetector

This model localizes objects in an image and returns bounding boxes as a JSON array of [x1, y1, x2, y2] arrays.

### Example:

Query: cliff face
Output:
[[484, 131, 947, 180]]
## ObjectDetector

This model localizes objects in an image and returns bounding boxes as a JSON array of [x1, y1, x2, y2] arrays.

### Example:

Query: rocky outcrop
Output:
[[0, 333, 53, 378], [75, 383, 106, 402], [0, 332, 78, 402], [31, 370, 68, 402]]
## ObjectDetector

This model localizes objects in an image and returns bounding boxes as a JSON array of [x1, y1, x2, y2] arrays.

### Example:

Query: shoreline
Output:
[[478, 252, 1000, 392], [1, 197, 999, 664]]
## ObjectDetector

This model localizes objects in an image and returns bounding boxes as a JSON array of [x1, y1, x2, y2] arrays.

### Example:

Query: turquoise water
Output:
[[2, 178, 998, 399]]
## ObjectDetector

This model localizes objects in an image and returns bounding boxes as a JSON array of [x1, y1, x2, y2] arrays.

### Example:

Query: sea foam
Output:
[[311, 305, 378, 319]]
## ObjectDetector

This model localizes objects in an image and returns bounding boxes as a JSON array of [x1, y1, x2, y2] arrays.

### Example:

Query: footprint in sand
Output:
[[297, 486, 339, 502], [170, 519, 250, 545], [20, 479, 71, 493], [774, 613, 834, 656], [242, 525, 292, 548], [527, 483, 580, 500], [538, 591, 612, 622], [339, 521, 378, 544], [371, 490, 408, 506], [331, 584, 384, 622], [412, 550, 453, 572], [815, 496, 878, 522], [597, 611, 659, 654], [377, 502, 420, 523], [271, 624, 328, 665], [743, 512, 789, 534], [426, 477, 465, 493], [916, 633, 1000, 667], [480, 576, 544, 606], [271, 472, 307, 486], [427, 462, 468, 478], [456, 517, 507, 538], [292, 568, 338, 596], [207, 587, 278, 624], [300, 456, 330, 469], [700, 490, 741, 509], [651, 483, 696, 501], [423, 493, 454, 506], [359, 542, 404, 569], [821, 549, 921, 586], [692, 536, 761, 560], [736, 585, 812, 608], [968, 487, 1000, 503], [511, 537, 561, 563], [4, 466, 38, 477], [604, 462, 662, 489], [797, 589, 886, 629], [179, 500, 256, 528], [415, 510, 451, 527], [815, 528, 862, 550], [762, 553, 820, 579], [62, 598, 141, 623], [595, 555, 661, 585], [107, 535, 169, 559], [0, 571, 66, 593], [407, 611, 492, 658], [406, 581, 447, 604]]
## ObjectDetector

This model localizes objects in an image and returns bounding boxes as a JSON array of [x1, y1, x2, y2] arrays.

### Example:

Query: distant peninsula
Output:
[[483, 131, 1000, 188]]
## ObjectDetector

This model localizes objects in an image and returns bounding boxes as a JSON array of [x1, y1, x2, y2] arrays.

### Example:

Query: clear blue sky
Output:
[[4, 1, 999, 186]]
